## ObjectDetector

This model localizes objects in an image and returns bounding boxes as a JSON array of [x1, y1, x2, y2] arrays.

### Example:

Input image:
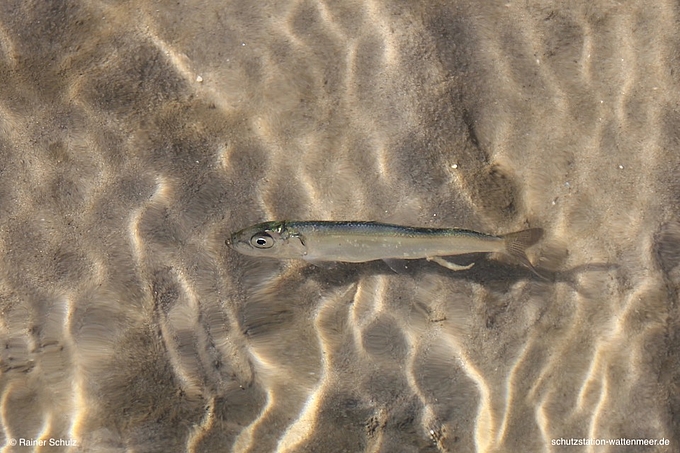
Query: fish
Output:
[[227, 220, 544, 276]]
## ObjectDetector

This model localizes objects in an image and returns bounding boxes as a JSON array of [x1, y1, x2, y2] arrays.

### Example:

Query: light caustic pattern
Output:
[[0, 0, 678, 452]]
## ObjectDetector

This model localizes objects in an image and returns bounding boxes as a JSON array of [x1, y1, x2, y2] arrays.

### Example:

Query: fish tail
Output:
[[501, 228, 545, 278]]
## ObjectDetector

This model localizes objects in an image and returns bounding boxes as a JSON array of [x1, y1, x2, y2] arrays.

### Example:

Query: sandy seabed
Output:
[[0, 1, 678, 452]]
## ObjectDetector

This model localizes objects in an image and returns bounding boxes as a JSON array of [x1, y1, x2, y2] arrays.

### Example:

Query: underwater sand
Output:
[[0, 0, 678, 452]]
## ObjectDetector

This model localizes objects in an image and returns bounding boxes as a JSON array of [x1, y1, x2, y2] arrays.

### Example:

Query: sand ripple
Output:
[[0, 0, 677, 452]]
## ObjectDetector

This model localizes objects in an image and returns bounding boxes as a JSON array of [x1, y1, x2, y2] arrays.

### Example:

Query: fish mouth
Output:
[[225, 234, 237, 249], [226, 233, 251, 253]]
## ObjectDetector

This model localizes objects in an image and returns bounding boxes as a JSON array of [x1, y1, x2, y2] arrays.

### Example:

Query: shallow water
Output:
[[0, 0, 678, 452]]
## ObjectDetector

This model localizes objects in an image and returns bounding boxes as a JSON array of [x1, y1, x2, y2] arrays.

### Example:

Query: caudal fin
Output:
[[502, 228, 545, 278]]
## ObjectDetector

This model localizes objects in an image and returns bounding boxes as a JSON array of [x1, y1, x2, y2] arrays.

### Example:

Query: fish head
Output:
[[227, 221, 307, 258]]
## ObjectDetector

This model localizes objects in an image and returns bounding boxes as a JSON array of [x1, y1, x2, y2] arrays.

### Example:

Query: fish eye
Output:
[[250, 233, 274, 249]]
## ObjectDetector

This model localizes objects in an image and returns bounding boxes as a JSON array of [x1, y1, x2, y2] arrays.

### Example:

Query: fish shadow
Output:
[[424, 255, 619, 287], [299, 253, 619, 295]]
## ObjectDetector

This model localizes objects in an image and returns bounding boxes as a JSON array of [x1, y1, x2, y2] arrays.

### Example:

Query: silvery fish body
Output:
[[228, 221, 543, 274]]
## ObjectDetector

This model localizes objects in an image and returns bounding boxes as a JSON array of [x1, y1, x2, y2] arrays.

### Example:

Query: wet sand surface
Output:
[[0, 1, 679, 452]]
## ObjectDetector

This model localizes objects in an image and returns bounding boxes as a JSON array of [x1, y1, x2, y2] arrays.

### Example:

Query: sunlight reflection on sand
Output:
[[0, 0, 677, 452]]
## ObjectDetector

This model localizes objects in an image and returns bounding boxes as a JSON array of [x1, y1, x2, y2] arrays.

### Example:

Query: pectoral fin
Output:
[[427, 256, 475, 271], [306, 260, 339, 270]]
